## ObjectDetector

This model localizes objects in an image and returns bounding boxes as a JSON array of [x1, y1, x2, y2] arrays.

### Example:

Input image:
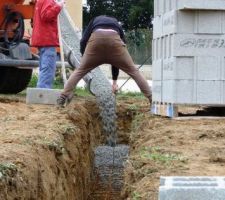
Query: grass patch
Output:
[[26, 74, 145, 98], [0, 163, 17, 177], [28, 74, 38, 88], [132, 113, 145, 133], [132, 191, 142, 200], [116, 91, 145, 100], [26, 74, 92, 97], [140, 146, 186, 165]]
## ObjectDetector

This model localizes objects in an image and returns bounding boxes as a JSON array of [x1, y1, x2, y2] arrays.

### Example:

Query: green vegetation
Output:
[[126, 29, 152, 64], [27, 74, 92, 97], [28, 74, 64, 89], [116, 91, 145, 100], [28, 74, 38, 88], [140, 146, 187, 165], [27, 74, 145, 98], [132, 191, 142, 200], [84, 0, 153, 31], [131, 112, 145, 132], [40, 137, 65, 156], [0, 163, 17, 177]]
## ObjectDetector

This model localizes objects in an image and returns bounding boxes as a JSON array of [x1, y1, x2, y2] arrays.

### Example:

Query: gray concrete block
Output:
[[159, 176, 225, 200], [153, 10, 225, 39], [153, 34, 225, 59], [174, 34, 225, 57], [162, 80, 195, 104], [26, 88, 62, 105], [160, 56, 221, 81], [152, 81, 162, 102], [162, 57, 194, 80], [161, 80, 225, 105], [152, 60, 162, 81], [196, 81, 222, 104], [154, 0, 225, 17], [152, 0, 225, 106]]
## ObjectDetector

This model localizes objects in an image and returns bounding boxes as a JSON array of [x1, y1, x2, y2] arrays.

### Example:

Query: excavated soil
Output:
[[0, 95, 225, 200]]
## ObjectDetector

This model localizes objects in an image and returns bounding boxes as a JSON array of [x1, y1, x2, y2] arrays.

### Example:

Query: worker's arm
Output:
[[112, 66, 119, 80], [39, 0, 63, 22], [111, 66, 119, 93]]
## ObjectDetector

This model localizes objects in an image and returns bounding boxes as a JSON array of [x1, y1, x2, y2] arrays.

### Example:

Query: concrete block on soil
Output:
[[159, 176, 225, 200], [26, 88, 62, 105]]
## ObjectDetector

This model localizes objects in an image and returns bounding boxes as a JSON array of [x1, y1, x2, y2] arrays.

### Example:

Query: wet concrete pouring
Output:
[[89, 69, 130, 199]]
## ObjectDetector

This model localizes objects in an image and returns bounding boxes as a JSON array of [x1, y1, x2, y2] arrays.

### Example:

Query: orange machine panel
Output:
[[0, 0, 34, 25]]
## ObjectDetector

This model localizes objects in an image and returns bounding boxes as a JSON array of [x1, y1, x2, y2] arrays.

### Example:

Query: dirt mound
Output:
[[1, 94, 225, 200], [0, 96, 102, 200], [123, 105, 225, 200]]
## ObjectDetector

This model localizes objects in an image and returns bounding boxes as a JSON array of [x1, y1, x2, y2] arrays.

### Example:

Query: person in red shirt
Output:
[[31, 0, 64, 88]]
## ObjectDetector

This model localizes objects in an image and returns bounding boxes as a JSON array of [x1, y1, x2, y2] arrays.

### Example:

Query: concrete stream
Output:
[[59, 9, 130, 199]]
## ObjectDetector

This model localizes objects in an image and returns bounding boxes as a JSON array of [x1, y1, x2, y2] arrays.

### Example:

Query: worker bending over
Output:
[[57, 15, 152, 107]]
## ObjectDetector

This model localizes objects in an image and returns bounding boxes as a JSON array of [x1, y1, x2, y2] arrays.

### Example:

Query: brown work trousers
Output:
[[62, 31, 151, 98]]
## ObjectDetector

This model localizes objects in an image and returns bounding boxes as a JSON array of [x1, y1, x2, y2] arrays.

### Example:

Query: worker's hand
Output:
[[112, 81, 119, 94], [54, 0, 65, 7], [30, 0, 36, 4]]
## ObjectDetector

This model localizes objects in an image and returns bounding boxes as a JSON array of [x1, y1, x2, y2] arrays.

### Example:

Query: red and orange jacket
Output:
[[31, 0, 62, 47]]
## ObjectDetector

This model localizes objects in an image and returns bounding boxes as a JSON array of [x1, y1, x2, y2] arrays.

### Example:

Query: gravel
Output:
[[59, 8, 118, 146], [59, 9, 130, 198]]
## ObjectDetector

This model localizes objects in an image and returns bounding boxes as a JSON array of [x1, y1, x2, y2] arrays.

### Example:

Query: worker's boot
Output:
[[57, 93, 74, 107]]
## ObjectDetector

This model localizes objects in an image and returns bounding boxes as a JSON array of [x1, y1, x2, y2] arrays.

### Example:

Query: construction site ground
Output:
[[0, 94, 225, 200]]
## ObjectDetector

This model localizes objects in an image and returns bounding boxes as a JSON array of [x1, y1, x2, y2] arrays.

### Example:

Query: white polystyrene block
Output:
[[196, 11, 223, 34], [152, 0, 225, 106], [197, 81, 221, 104], [222, 81, 225, 104], [152, 80, 162, 102], [153, 38, 162, 60], [152, 60, 163, 81], [158, 0, 165, 16], [153, 10, 225, 39], [173, 34, 225, 57], [222, 57, 225, 80], [159, 176, 225, 200], [154, 0, 158, 17], [163, 57, 195, 80], [160, 80, 225, 105], [162, 56, 222, 81], [162, 80, 195, 104], [153, 16, 163, 39], [154, 0, 225, 17], [177, 0, 225, 11], [155, 38, 163, 60], [196, 56, 221, 80], [155, 34, 225, 58]]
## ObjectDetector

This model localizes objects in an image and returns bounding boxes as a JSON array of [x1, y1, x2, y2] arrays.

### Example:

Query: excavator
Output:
[[0, 0, 35, 94]]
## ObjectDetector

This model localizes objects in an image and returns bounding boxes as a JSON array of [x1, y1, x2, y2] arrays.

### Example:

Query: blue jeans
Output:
[[37, 47, 57, 88]]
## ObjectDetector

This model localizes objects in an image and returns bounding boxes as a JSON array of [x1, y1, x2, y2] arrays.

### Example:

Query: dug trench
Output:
[[0, 95, 148, 200], [2, 95, 225, 200]]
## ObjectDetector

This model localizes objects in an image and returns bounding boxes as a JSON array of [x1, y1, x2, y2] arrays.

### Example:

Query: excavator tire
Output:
[[0, 67, 32, 94]]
